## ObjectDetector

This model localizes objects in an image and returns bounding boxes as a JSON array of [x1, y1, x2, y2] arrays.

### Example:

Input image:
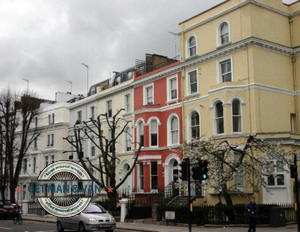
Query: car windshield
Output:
[[82, 204, 106, 214]]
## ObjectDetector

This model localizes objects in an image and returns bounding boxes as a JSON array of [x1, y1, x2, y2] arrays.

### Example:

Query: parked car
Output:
[[57, 203, 116, 232], [0, 204, 15, 220]]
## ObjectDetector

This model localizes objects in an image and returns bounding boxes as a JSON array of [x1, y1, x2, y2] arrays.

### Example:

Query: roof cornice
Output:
[[179, 0, 297, 34]]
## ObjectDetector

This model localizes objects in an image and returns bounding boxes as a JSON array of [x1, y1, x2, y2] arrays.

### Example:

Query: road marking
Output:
[[0, 227, 13, 230]]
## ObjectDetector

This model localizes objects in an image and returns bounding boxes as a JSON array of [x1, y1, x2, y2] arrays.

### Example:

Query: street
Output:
[[0, 220, 142, 232]]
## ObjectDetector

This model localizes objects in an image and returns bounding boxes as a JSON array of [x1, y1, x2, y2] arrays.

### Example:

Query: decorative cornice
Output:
[[180, 0, 294, 34], [182, 37, 297, 71], [134, 102, 182, 115], [184, 83, 299, 106]]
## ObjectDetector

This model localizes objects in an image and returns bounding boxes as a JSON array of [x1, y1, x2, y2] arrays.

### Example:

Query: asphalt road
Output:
[[0, 220, 141, 232]]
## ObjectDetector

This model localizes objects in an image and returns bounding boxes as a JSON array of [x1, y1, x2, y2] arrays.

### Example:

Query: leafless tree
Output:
[[65, 108, 141, 211], [0, 89, 42, 204]]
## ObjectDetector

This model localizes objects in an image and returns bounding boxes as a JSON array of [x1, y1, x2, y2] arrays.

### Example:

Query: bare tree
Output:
[[0, 90, 42, 204], [183, 135, 298, 207], [0, 89, 18, 204], [65, 108, 141, 212]]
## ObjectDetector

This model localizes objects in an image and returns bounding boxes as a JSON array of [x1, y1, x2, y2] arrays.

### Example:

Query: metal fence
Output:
[[28, 201, 48, 215]]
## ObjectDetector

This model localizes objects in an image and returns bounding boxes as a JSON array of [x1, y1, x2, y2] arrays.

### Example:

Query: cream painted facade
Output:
[[179, 0, 300, 205], [96, 80, 135, 198], [67, 79, 135, 200], [17, 92, 73, 214]]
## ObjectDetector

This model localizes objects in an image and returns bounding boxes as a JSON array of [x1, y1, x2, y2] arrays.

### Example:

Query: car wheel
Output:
[[79, 222, 86, 232], [57, 221, 64, 232]]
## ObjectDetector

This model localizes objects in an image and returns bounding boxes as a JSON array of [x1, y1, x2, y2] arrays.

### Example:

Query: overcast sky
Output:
[[0, 0, 297, 100]]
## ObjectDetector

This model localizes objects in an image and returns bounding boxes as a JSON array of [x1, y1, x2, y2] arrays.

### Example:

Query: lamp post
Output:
[[22, 78, 29, 90], [81, 63, 89, 94], [64, 80, 72, 93]]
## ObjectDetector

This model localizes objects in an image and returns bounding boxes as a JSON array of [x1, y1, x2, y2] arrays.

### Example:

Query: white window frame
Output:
[[186, 69, 198, 96], [167, 75, 178, 103], [266, 160, 286, 188], [23, 158, 27, 174], [234, 152, 244, 189], [150, 161, 158, 190], [186, 34, 197, 58], [124, 92, 131, 113], [106, 99, 113, 118], [217, 20, 231, 47], [213, 100, 225, 135], [90, 106, 95, 120], [137, 163, 144, 192], [217, 56, 233, 84], [143, 83, 154, 105], [187, 109, 201, 142], [77, 110, 82, 124], [136, 119, 144, 147], [167, 114, 180, 146], [231, 98, 243, 133], [124, 127, 132, 152], [149, 119, 159, 147]]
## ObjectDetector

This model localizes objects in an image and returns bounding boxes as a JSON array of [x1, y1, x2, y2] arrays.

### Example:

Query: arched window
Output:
[[191, 111, 200, 139], [232, 99, 242, 133], [150, 120, 158, 147], [137, 121, 144, 147], [188, 36, 196, 57], [170, 117, 179, 145], [125, 127, 132, 151], [218, 21, 230, 46], [215, 101, 224, 134]]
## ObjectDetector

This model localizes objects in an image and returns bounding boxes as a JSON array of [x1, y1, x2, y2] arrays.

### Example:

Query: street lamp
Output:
[[22, 78, 29, 90], [64, 80, 72, 93], [81, 63, 89, 94]]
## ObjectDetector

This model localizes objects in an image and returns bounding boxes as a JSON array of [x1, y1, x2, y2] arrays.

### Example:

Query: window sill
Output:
[[185, 55, 199, 61], [184, 93, 200, 100], [122, 112, 133, 117], [266, 185, 286, 189], [166, 99, 179, 105], [217, 42, 231, 49]]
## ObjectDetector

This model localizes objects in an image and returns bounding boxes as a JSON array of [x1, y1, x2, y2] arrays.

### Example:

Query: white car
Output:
[[57, 203, 116, 232]]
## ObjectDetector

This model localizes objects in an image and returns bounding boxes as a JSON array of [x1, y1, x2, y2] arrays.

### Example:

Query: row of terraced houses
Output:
[[11, 0, 300, 214]]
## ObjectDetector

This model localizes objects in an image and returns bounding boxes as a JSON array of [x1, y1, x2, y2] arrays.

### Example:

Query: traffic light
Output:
[[179, 159, 188, 181], [200, 160, 208, 180], [192, 160, 208, 181], [291, 164, 298, 179]]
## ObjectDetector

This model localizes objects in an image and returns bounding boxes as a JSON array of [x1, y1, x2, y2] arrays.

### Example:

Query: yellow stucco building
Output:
[[179, 0, 300, 205]]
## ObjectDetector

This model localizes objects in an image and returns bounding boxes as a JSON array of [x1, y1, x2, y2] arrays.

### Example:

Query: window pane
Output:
[[171, 117, 179, 144], [268, 175, 275, 185], [233, 116, 241, 132], [189, 71, 197, 94], [151, 120, 158, 133], [277, 174, 284, 185], [276, 161, 284, 172], [216, 102, 223, 117], [232, 100, 240, 115], [191, 111, 200, 139], [151, 134, 158, 146]]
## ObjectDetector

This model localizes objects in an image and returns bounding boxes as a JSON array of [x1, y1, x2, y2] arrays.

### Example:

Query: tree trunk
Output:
[[221, 184, 235, 223], [107, 190, 118, 214]]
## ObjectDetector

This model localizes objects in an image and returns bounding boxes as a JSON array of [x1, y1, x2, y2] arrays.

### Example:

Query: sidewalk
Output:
[[22, 214, 298, 232]]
